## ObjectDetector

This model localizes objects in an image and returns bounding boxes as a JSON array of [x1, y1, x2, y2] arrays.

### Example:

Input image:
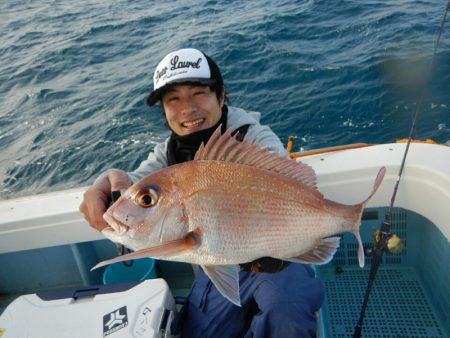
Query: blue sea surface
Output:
[[1, 0, 449, 198]]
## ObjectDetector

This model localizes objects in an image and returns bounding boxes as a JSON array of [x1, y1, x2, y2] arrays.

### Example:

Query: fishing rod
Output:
[[353, 1, 450, 337]]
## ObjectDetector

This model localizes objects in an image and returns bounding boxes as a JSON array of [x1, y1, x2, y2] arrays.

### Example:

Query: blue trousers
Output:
[[171, 263, 324, 338]]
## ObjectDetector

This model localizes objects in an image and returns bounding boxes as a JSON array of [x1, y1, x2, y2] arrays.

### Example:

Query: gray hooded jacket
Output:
[[129, 106, 287, 182]]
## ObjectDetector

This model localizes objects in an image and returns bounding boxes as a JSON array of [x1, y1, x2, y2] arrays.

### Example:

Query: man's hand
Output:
[[79, 169, 132, 232]]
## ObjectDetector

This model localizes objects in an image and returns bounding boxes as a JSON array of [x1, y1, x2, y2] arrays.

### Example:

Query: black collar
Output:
[[166, 106, 228, 165]]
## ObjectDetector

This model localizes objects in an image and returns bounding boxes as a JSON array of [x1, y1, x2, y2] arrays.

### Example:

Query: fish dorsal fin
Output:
[[195, 125, 318, 190]]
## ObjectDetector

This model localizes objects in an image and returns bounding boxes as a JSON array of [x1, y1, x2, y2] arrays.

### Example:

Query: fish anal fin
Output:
[[202, 264, 241, 307], [284, 237, 340, 265], [91, 231, 200, 271], [194, 126, 318, 190]]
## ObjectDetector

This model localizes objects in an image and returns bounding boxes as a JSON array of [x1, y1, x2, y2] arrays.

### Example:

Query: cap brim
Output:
[[145, 78, 217, 106], [146, 88, 163, 106]]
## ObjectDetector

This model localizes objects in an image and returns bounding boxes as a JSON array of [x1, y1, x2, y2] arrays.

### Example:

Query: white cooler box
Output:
[[0, 279, 179, 338]]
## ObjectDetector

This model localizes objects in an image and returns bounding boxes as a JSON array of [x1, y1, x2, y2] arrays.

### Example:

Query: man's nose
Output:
[[180, 95, 197, 114]]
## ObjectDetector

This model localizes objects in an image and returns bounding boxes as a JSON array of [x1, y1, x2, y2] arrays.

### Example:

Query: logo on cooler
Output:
[[103, 306, 128, 337]]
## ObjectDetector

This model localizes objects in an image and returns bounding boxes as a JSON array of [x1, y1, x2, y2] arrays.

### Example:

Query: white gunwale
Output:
[[0, 142, 449, 254]]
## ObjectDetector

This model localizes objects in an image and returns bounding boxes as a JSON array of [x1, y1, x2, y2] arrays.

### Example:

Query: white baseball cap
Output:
[[146, 48, 223, 106]]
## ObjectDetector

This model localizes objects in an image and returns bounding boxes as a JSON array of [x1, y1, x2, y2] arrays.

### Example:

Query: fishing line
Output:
[[353, 1, 450, 337]]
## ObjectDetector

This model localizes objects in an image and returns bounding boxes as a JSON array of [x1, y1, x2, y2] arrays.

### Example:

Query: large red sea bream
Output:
[[93, 126, 385, 306]]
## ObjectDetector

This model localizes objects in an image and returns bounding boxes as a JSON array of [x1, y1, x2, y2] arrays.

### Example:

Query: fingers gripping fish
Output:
[[92, 126, 386, 306]]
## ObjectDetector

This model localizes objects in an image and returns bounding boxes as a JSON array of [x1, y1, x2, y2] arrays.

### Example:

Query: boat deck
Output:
[[1, 207, 448, 338]]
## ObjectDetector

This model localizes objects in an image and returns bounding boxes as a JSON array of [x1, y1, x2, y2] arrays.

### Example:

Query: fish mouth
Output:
[[103, 212, 130, 234]]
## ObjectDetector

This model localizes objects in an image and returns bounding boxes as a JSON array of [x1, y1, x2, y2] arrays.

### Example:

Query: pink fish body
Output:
[[95, 127, 385, 306]]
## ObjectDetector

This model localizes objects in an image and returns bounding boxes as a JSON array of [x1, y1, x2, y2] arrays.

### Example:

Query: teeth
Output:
[[182, 118, 204, 128]]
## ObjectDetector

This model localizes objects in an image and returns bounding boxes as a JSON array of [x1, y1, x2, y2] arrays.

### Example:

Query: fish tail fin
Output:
[[352, 167, 386, 268], [353, 230, 365, 268], [361, 167, 386, 209]]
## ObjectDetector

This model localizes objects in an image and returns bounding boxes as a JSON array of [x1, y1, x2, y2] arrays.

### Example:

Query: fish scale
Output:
[[167, 161, 359, 264]]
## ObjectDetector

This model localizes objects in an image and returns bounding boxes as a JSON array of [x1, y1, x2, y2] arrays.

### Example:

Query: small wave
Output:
[[1, 0, 449, 199]]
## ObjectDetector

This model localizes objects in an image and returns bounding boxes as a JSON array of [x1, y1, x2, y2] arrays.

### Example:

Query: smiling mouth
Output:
[[181, 118, 205, 128]]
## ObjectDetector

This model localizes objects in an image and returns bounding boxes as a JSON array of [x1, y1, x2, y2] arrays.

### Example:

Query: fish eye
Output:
[[135, 188, 158, 208]]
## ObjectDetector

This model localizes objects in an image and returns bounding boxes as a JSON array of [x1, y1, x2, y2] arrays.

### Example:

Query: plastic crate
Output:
[[318, 207, 449, 338]]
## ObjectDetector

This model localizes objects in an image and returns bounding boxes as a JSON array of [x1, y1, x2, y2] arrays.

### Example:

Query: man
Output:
[[80, 48, 323, 337]]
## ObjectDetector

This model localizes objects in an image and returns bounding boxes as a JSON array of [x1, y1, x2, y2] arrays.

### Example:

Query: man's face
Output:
[[161, 85, 224, 136]]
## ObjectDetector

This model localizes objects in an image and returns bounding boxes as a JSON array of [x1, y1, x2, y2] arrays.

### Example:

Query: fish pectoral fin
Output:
[[202, 264, 241, 307], [91, 231, 200, 271], [284, 237, 340, 265]]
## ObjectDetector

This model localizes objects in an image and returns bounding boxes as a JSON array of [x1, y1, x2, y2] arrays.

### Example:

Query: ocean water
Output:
[[1, 0, 449, 199]]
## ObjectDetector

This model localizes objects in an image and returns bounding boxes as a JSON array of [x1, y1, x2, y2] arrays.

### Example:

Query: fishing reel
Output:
[[366, 227, 404, 256]]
